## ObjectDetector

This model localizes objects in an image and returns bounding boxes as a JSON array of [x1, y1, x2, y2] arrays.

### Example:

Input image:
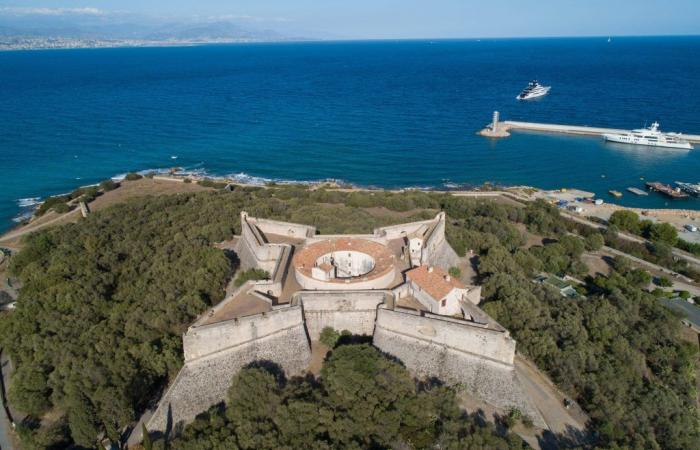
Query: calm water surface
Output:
[[1, 37, 699, 232]]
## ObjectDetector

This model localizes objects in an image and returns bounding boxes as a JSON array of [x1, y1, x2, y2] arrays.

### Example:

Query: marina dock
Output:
[[479, 114, 700, 144]]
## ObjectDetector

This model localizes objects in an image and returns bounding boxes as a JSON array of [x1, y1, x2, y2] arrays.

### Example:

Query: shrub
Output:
[[183, 178, 192, 184], [197, 178, 228, 189], [501, 408, 522, 429], [52, 202, 72, 214], [678, 290, 691, 299], [35, 195, 70, 216], [319, 326, 341, 348], [99, 179, 119, 191], [448, 266, 462, 278], [125, 172, 143, 181], [655, 276, 673, 287], [233, 268, 270, 287], [584, 233, 605, 251]]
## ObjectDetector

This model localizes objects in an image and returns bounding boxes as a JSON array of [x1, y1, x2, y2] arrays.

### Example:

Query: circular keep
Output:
[[293, 238, 396, 290]]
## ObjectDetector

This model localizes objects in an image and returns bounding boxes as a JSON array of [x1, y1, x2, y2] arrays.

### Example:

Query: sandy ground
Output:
[[307, 342, 330, 376], [530, 188, 700, 243], [581, 252, 612, 277]]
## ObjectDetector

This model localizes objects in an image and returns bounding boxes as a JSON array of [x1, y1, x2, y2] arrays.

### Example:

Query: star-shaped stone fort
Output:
[[145, 211, 545, 434]]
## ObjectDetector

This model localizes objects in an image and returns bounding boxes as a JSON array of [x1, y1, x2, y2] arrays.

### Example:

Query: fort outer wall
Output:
[[373, 307, 546, 428], [420, 212, 461, 269], [146, 306, 311, 435], [293, 291, 388, 340]]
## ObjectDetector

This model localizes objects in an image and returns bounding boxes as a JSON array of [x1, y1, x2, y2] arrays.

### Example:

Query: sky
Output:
[[0, 0, 699, 39]]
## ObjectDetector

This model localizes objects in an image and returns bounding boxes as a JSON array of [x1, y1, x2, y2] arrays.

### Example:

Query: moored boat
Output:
[[646, 182, 689, 199], [603, 122, 693, 150], [608, 190, 623, 198], [675, 181, 700, 196]]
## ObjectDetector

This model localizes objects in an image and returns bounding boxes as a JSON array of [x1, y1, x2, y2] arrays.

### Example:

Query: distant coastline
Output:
[[0, 37, 313, 52]]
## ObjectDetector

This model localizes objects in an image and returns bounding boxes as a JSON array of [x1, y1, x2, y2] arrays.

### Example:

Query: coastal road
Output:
[[560, 210, 700, 269]]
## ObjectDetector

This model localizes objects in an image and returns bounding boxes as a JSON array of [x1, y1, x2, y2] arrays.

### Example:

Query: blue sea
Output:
[[1, 37, 700, 233]]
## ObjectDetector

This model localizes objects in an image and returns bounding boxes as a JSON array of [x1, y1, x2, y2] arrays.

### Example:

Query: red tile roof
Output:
[[406, 265, 464, 300]]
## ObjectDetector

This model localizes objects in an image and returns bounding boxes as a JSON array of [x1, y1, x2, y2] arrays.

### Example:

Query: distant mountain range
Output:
[[0, 12, 307, 49]]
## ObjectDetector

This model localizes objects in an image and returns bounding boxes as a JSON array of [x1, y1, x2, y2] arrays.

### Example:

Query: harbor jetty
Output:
[[478, 113, 700, 144]]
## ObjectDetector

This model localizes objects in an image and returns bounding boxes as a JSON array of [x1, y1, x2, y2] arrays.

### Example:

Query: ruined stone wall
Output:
[[147, 306, 310, 435], [373, 307, 544, 427], [295, 291, 386, 340]]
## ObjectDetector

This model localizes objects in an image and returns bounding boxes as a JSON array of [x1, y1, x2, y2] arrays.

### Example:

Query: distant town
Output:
[[0, 36, 299, 51]]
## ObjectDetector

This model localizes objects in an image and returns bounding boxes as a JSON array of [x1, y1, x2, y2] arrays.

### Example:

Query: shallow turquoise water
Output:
[[1, 37, 699, 232]]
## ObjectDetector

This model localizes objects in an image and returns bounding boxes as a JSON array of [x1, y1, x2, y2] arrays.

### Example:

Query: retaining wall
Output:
[[147, 306, 310, 434], [296, 291, 386, 340], [373, 307, 544, 427]]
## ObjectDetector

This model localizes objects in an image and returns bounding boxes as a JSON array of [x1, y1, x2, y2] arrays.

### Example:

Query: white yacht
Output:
[[516, 80, 551, 100], [603, 122, 693, 150]]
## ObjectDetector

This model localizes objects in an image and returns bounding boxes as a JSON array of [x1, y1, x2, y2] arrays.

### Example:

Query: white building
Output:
[[405, 265, 481, 316]]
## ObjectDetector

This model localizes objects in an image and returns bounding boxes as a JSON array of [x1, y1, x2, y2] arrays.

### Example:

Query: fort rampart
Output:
[[147, 306, 310, 434], [373, 307, 544, 427], [293, 290, 387, 340]]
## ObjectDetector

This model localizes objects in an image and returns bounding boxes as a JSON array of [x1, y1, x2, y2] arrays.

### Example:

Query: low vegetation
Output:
[[1, 186, 697, 449], [233, 268, 270, 287]]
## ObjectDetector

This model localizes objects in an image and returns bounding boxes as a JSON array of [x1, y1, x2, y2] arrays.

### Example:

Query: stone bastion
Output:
[[140, 212, 546, 440]]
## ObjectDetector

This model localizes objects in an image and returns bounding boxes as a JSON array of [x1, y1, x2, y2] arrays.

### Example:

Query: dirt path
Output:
[[514, 355, 590, 446], [0, 209, 81, 248]]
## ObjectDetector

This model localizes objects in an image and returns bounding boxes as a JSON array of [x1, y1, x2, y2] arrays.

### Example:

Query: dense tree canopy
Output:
[[1, 186, 697, 449]]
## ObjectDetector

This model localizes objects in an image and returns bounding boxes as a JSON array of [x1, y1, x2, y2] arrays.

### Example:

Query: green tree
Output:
[[226, 367, 282, 449], [608, 210, 640, 234], [584, 232, 605, 251], [649, 222, 679, 246], [319, 326, 340, 348], [7, 365, 51, 416], [65, 384, 100, 448]]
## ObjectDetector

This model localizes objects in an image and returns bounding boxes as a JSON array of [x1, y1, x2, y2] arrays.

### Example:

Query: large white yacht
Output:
[[603, 122, 693, 150], [516, 80, 551, 100]]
